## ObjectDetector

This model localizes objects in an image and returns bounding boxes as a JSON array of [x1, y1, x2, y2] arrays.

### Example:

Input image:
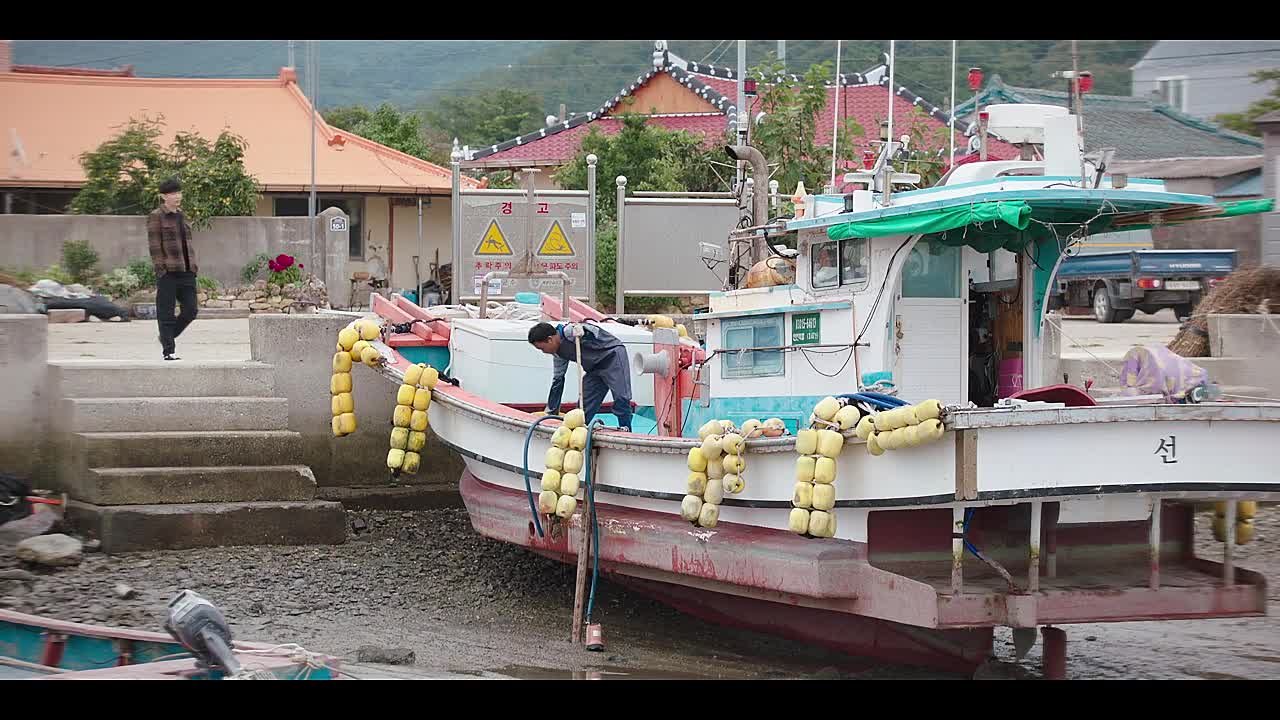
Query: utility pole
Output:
[[778, 40, 786, 69], [735, 40, 747, 192], [308, 40, 317, 249], [287, 40, 295, 68], [1071, 39, 1085, 183]]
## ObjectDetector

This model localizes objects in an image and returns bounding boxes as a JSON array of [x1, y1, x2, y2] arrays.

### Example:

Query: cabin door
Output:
[[893, 239, 968, 405]]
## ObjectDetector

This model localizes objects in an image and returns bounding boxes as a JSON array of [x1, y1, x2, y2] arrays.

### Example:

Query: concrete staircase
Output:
[[49, 360, 347, 553]]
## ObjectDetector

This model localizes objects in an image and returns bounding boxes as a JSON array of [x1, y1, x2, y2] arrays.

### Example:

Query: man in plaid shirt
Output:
[[147, 177, 199, 361]]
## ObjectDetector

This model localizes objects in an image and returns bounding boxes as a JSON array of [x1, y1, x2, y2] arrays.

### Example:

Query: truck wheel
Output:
[[1093, 288, 1120, 323], [1175, 303, 1194, 322]]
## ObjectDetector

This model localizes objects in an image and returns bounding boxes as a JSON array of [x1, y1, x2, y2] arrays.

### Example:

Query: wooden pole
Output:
[[570, 330, 591, 643]]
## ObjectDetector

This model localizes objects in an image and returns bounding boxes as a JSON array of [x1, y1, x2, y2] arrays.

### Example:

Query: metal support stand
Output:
[[1041, 626, 1067, 680], [951, 506, 965, 595], [1149, 497, 1161, 590]]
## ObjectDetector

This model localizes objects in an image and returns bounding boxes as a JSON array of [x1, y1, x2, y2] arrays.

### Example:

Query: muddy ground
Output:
[[2, 507, 1277, 680]]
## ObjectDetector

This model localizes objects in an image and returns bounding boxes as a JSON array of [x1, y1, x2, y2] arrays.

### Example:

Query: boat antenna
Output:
[[829, 40, 842, 191]]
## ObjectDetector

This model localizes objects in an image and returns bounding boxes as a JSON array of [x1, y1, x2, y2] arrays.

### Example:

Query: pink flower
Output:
[[298, 263, 304, 270], [268, 260, 279, 272], [274, 254, 295, 270]]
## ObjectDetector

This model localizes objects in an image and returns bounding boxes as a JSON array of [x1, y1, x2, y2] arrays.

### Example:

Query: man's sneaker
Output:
[[163, 353, 180, 361]]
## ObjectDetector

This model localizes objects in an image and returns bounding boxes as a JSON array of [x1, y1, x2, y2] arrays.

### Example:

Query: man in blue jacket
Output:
[[528, 321, 633, 431]]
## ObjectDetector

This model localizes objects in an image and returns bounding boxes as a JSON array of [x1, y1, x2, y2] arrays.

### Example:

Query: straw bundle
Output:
[[1168, 266, 1280, 357]]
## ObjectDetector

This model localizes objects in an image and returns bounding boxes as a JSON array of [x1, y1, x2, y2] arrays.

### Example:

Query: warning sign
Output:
[[536, 220, 574, 256], [475, 220, 513, 256]]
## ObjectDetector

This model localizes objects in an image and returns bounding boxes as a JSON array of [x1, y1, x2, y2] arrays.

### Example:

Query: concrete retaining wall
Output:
[[248, 313, 463, 506], [0, 211, 349, 306], [0, 315, 50, 482]]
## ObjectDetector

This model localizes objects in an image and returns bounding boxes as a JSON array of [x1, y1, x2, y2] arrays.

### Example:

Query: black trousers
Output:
[[156, 271, 198, 355]]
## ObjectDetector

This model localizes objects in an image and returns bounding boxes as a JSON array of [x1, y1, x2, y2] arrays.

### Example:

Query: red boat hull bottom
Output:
[[459, 470, 992, 675], [609, 574, 992, 675]]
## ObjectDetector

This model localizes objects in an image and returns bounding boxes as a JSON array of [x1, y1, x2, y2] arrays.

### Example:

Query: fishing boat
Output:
[[0, 609, 343, 680], [351, 100, 1277, 677]]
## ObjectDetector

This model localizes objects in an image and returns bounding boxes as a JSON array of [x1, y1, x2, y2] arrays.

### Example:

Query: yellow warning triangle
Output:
[[536, 220, 574, 256], [475, 220, 513, 256]]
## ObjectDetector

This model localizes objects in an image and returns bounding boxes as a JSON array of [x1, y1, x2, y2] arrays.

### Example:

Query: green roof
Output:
[[953, 77, 1262, 161]]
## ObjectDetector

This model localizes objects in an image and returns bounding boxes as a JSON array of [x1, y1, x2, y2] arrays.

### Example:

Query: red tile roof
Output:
[[470, 56, 1017, 170]]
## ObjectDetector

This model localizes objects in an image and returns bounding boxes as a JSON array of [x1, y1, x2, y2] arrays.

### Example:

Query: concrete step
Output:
[[197, 307, 251, 320], [50, 360, 275, 398], [66, 499, 348, 553], [72, 430, 303, 470], [63, 396, 288, 433], [80, 465, 317, 506]]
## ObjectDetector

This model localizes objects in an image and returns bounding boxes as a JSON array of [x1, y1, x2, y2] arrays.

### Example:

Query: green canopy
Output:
[[827, 201, 1032, 249]]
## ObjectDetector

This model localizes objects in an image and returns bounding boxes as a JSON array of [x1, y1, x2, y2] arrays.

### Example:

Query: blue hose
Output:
[[522, 415, 561, 538], [582, 419, 605, 623], [838, 392, 908, 411]]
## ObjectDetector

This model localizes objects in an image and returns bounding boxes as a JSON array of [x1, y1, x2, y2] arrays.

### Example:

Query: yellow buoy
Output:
[[789, 508, 811, 534], [722, 454, 746, 475], [410, 410, 429, 432], [812, 483, 836, 511], [358, 320, 380, 341], [559, 472, 580, 497], [350, 340, 371, 360], [686, 472, 708, 495], [722, 474, 744, 495], [555, 493, 578, 519], [570, 426, 588, 451], [796, 429, 818, 455], [814, 457, 837, 484], [330, 373, 352, 395], [387, 448, 406, 470], [792, 482, 813, 509], [814, 396, 841, 422], [403, 364, 425, 386], [721, 433, 744, 455], [545, 447, 565, 471], [337, 413, 357, 435], [389, 427, 409, 450], [816, 429, 844, 459], [702, 478, 724, 505], [704, 458, 726, 480], [563, 449, 584, 474], [396, 384, 416, 406], [402, 452, 421, 475], [867, 433, 885, 456], [538, 490, 559, 515], [700, 435, 723, 460], [331, 416, 345, 437], [335, 392, 354, 415], [331, 395, 344, 417], [681, 494, 703, 522], [564, 409, 586, 430], [413, 388, 432, 411], [393, 405, 412, 428], [697, 502, 719, 528], [834, 405, 861, 431], [687, 447, 709, 473], [915, 399, 943, 421], [795, 456, 817, 483], [337, 328, 359, 352], [698, 421, 723, 441], [855, 415, 876, 441], [541, 469, 561, 493], [420, 365, 440, 390], [407, 431, 427, 452], [361, 346, 381, 368], [333, 352, 353, 373]]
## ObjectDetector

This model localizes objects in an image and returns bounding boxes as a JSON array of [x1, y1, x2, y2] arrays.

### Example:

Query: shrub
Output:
[[61, 240, 100, 284]]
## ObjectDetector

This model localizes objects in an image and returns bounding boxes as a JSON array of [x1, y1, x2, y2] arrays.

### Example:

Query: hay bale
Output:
[[1169, 266, 1280, 357]]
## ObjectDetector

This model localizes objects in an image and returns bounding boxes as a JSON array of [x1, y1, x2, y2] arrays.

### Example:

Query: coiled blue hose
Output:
[[521, 415, 561, 538]]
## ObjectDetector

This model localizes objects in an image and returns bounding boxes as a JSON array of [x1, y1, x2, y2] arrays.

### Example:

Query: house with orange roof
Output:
[[0, 40, 476, 293]]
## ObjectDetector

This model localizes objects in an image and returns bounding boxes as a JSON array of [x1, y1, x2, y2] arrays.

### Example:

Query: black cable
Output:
[[799, 346, 855, 378], [854, 236, 913, 347]]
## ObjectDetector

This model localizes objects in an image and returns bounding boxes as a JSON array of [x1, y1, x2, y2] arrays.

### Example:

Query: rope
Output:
[[1043, 314, 1122, 379]]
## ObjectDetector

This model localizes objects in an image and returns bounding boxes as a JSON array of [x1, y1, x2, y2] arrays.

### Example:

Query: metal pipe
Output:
[[308, 41, 317, 251], [949, 40, 956, 168], [736, 40, 746, 189], [1224, 499, 1236, 586], [586, 154, 597, 309], [523, 169, 537, 275], [478, 270, 569, 320], [725, 145, 770, 263], [450, 146, 462, 305], [886, 40, 895, 159], [615, 176, 627, 315], [829, 40, 842, 191], [1029, 500, 1042, 592], [1149, 497, 1161, 589], [630, 191, 736, 198], [951, 505, 964, 595]]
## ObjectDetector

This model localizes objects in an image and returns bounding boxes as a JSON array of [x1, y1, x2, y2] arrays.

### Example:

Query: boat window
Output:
[[812, 241, 840, 289], [721, 315, 784, 379], [901, 240, 961, 298], [840, 238, 870, 290]]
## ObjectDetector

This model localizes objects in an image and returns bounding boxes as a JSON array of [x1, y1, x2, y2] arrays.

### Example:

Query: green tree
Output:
[[1213, 69, 1280, 136], [421, 88, 545, 149], [556, 113, 721, 304], [71, 117, 259, 229], [323, 103, 441, 162]]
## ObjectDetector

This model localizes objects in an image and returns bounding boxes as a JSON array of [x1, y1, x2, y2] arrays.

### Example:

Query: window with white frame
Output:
[[1157, 76, 1188, 112], [721, 315, 785, 379], [811, 238, 870, 291]]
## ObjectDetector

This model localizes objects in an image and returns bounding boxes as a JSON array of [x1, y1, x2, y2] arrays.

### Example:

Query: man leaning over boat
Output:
[[528, 321, 633, 432]]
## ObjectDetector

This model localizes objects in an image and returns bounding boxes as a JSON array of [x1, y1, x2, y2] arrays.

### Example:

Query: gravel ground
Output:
[[2, 506, 1276, 680]]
